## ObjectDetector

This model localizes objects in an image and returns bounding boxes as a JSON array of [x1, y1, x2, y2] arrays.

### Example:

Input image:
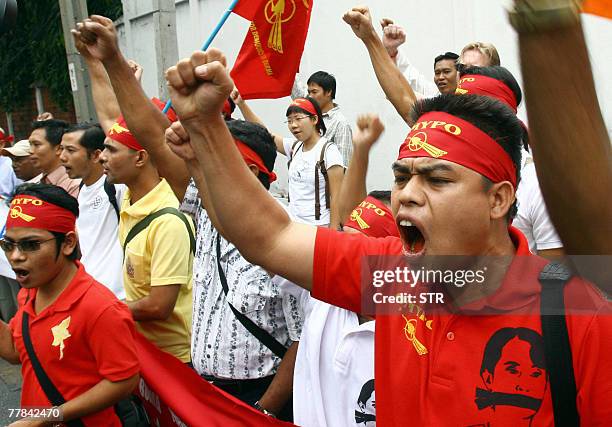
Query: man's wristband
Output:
[[508, 0, 581, 33], [253, 401, 277, 418]]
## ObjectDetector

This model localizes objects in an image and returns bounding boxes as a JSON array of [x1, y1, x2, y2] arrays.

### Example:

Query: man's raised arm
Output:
[[165, 50, 315, 290], [74, 15, 190, 199], [343, 6, 417, 124], [512, 1, 612, 292]]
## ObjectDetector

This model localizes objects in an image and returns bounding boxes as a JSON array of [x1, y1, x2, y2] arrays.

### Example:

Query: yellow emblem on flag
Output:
[[51, 316, 72, 360], [402, 315, 428, 356], [265, 0, 298, 54], [407, 132, 448, 158]]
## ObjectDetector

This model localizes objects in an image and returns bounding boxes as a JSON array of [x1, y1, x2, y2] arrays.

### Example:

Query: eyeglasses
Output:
[[284, 116, 312, 125], [0, 237, 58, 253]]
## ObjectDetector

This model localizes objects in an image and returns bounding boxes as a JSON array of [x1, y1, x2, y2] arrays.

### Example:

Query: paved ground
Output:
[[0, 357, 22, 425]]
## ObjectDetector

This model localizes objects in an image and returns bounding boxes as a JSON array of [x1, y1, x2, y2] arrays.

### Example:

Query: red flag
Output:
[[583, 0, 612, 19], [233, 0, 267, 21], [231, 0, 313, 100]]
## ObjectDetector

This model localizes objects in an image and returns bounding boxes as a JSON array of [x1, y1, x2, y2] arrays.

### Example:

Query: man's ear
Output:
[[54, 144, 63, 156], [247, 164, 260, 177], [62, 231, 78, 257], [91, 149, 103, 163], [134, 149, 149, 168], [481, 370, 493, 388], [488, 181, 515, 220]]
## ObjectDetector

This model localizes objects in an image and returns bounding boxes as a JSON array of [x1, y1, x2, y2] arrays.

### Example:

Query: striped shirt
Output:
[[181, 181, 303, 379]]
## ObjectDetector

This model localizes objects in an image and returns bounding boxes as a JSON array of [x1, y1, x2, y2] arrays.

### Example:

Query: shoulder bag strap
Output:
[[103, 178, 120, 220], [22, 312, 85, 427], [215, 235, 287, 359], [539, 261, 580, 427]]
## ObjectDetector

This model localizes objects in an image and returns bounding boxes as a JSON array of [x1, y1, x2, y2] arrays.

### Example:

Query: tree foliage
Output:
[[0, 0, 123, 112]]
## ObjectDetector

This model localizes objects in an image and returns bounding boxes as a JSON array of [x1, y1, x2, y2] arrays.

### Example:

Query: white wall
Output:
[[119, 0, 612, 192]]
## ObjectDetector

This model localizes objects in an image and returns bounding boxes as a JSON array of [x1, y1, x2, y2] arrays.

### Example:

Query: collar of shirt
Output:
[[323, 104, 340, 118], [42, 165, 68, 184], [122, 178, 177, 218], [21, 261, 93, 321]]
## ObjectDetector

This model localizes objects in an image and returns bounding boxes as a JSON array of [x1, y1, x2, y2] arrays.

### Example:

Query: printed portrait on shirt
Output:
[[474, 327, 547, 426], [355, 378, 376, 426]]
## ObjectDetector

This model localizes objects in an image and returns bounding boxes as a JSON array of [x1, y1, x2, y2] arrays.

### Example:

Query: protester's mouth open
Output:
[[398, 219, 426, 256], [13, 268, 30, 284]]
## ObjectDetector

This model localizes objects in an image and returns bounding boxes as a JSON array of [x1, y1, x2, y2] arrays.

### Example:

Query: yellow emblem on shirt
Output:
[[51, 316, 72, 360]]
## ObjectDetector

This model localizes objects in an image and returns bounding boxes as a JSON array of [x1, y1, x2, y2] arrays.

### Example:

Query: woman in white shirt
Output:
[[276, 98, 345, 228]]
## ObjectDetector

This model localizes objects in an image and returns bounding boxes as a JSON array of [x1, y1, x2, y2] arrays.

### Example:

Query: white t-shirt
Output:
[[77, 175, 126, 299], [283, 137, 344, 226], [514, 162, 562, 253], [280, 279, 374, 426]]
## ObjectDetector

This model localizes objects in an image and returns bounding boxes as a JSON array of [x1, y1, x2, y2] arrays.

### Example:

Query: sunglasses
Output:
[[0, 237, 57, 253]]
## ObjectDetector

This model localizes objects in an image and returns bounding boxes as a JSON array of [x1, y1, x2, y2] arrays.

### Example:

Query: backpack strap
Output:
[[22, 311, 86, 427], [538, 261, 580, 427], [103, 178, 120, 220], [286, 141, 303, 204], [215, 236, 287, 359], [314, 139, 333, 220], [123, 207, 195, 256]]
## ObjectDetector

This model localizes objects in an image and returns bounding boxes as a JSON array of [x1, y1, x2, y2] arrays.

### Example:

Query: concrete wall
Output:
[[117, 0, 612, 193]]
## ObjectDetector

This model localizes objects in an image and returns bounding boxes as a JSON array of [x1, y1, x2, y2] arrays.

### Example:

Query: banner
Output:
[[583, 0, 612, 19], [133, 332, 295, 426], [233, 0, 267, 21], [231, 0, 313, 99]]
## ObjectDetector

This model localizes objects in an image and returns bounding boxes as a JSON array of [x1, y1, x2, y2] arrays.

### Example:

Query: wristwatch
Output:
[[508, 0, 581, 33], [253, 401, 277, 418]]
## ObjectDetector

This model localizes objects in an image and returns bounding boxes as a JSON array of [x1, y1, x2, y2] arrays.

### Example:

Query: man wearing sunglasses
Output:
[[0, 183, 139, 426]]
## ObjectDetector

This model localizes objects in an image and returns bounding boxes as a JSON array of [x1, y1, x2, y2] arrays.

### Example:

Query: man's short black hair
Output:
[[368, 190, 392, 204], [412, 94, 523, 219], [307, 71, 337, 99], [10, 183, 80, 260], [434, 52, 459, 67], [64, 123, 105, 155], [227, 120, 277, 190], [31, 119, 69, 147]]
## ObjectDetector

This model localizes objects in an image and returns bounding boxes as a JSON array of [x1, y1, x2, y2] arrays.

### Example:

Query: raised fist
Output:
[[380, 18, 406, 56], [353, 114, 385, 150], [342, 6, 376, 41], [165, 49, 234, 128], [71, 15, 121, 62], [165, 121, 196, 162]]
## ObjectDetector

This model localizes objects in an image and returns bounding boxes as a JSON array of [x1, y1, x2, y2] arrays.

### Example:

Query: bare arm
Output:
[[0, 321, 19, 364], [166, 50, 316, 290], [337, 114, 385, 224], [343, 7, 418, 124], [327, 165, 345, 230], [256, 341, 298, 415], [515, 3, 612, 291], [75, 15, 190, 200], [127, 285, 180, 321], [71, 30, 121, 133]]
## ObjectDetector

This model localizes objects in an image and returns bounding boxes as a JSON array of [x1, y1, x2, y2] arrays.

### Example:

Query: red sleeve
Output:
[[89, 302, 140, 382], [311, 227, 403, 314]]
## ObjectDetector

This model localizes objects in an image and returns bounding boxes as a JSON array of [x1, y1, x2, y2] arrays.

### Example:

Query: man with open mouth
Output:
[[164, 39, 612, 425]]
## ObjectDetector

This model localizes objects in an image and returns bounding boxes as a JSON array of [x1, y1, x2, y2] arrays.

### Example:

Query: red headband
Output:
[[0, 128, 14, 144], [456, 75, 518, 113], [398, 112, 517, 187], [344, 196, 399, 238], [6, 195, 76, 233], [289, 98, 317, 116], [235, 139, 277, 184], [108, 98, 178, 151]]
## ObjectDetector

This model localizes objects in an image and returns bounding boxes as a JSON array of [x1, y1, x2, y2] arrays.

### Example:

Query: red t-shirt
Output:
[[9, 262, 140, 426], [312, 227, 612, 426]]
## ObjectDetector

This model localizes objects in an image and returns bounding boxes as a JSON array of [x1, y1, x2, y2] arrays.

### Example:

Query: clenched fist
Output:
[[165, 49, 234, 128]]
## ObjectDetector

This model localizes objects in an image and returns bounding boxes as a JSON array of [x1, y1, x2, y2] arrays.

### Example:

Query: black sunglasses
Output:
[[0, 237, 57, 253]]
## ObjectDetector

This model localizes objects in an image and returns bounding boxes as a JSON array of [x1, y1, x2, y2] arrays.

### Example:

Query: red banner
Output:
[[233, 0, 267, 21], [583, 0, 612, 19], [133, 332, 295, 426], [231, 0, 313, 99]]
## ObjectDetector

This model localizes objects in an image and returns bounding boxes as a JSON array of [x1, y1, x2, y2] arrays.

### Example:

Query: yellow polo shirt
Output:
[[119, 178, 193, 362]]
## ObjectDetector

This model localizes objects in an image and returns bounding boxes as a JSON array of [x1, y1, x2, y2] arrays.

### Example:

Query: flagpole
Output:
[[163, 0, 241, 114]]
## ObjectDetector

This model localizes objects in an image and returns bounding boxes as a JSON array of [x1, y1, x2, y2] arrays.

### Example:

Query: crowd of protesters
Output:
[[0, 1, 610, 426]]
